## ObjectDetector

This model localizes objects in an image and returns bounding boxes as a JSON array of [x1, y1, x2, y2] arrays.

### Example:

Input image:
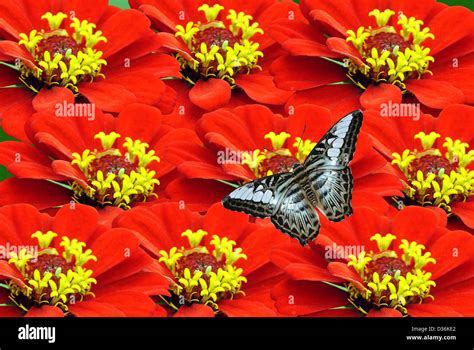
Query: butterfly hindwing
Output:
[[309, 167, 354, 222], [270, 179, 320, 246]]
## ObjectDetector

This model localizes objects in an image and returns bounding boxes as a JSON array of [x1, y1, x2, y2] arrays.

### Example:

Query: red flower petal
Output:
[[366, 308, 402, 317], [1, 98, 35, 142], [0, 41, 36, 69], [0, 141, 53, 171], [406, 79, 464, 109], [360, 83, 403, 110], [432, 68, 474, 104], [219, 299, 276, 317], [0, 179, 69, 210], [354, 173, 403, 197], [328, 262, 365, 291], [25, 305, 64, 317], [104, 73, 166, 106], [165, 177, 231, 212], [79, 82, 136, 113], [137, 3, 181, 32], [95, 9, 151, 58], [451, 200, 474, 229], [95, 271, 169, 296], [272, 279, 347, 316], [94, 291, 157, 317], [115, 103, 165, 143], [0, 260, 27, 288], [32, 87, 74, 114], [270, 56, 345, 91], [188, 78, 231, 111], [309, 10, 348, 36], [68, 301, 125, 317], [435, 104, 474, 145], [52, 204, 99, 244], [428, 6, 474, 55], [89, 228, 141, 277], [282, 38, 339, 58], [285, 84, 361, 117], [285, 262, 345, 283], [155, 32, 194, 61], [427, 230, 474, 280], [326, 37, 364, 65], [51, 160, 88, 188], [235, 73, 292, 105], [0, 65, 19, 87], [407, 304, 462, 317], [174, 304, 215, 317], [391, 206, 439, 245]]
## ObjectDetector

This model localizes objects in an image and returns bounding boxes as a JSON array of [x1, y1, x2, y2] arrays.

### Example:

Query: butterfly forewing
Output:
[[222, 110, 363, 246], [305, 110, 363, 167]]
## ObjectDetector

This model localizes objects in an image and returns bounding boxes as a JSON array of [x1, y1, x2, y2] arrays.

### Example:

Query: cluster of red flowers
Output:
[[0, 0, 472, 317]]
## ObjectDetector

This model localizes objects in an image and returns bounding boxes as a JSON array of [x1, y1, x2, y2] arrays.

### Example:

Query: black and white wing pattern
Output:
[[222, 110, 363, 246], [305, 110, 362, 221], [305, 110, 362, 167], [222, 170, 320, 245], [222, 173, 293, 219]]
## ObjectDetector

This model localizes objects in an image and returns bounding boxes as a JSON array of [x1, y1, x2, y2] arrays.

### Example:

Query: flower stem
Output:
[[47, 180, 73, 190], [323, 281, 348, 292], [216, 179, 240, 189], [321, 56, 347, 68], [0, 61, 19, 71]]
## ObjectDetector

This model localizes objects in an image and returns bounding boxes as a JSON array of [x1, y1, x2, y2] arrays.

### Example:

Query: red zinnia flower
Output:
[[271, 205, 474, 317], [0, 0, 180, 141], [113, 202, 288, 316], [166, 104, 403, 208], [0, 203, 169, 317], [0, 103, 190, 212], [364, 104, 474, 230], [130, 0, 295, 119], [270, 0, 474, 114]]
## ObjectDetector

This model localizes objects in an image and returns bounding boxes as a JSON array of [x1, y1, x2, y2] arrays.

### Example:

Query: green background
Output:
[[0, 0, 473, 180]]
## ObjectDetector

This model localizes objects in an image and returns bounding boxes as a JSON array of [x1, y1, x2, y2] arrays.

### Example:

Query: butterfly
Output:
[[222, 110, 363, 246]]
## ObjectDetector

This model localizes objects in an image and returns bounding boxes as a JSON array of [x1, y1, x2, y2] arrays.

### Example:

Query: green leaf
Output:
[[109, 0, 131, 9]]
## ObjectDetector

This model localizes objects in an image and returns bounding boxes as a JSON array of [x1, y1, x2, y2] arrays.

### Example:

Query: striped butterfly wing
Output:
[[305, 110, 363, 221], [222, 171, 320, 245], [222, 173, 294, 219], [222, 110, 363, 245], [269, 167, 321, 245]]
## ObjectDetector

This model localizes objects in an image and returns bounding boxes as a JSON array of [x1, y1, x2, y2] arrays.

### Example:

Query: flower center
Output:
[[18, 12, 107, 93], [260, 155, 299, 175], [37, 35, 84, 58], [408, 155, 458, 178], [347, 233, 436, 316], [345, 9, 434, 90], [243, 131, 314, 178], [175, 4, 263, 85], [193, 27, 240, 53], [364, 32, 411, 56], [71, 132, 160, 209], [6, 231, 96, 314], [392, 132, 474, 213], [176, 252, 223, 277], [158, 229, 247, 313]]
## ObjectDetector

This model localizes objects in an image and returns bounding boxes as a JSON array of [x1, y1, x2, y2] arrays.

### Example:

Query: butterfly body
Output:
[[222, 110, 363, 246]]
